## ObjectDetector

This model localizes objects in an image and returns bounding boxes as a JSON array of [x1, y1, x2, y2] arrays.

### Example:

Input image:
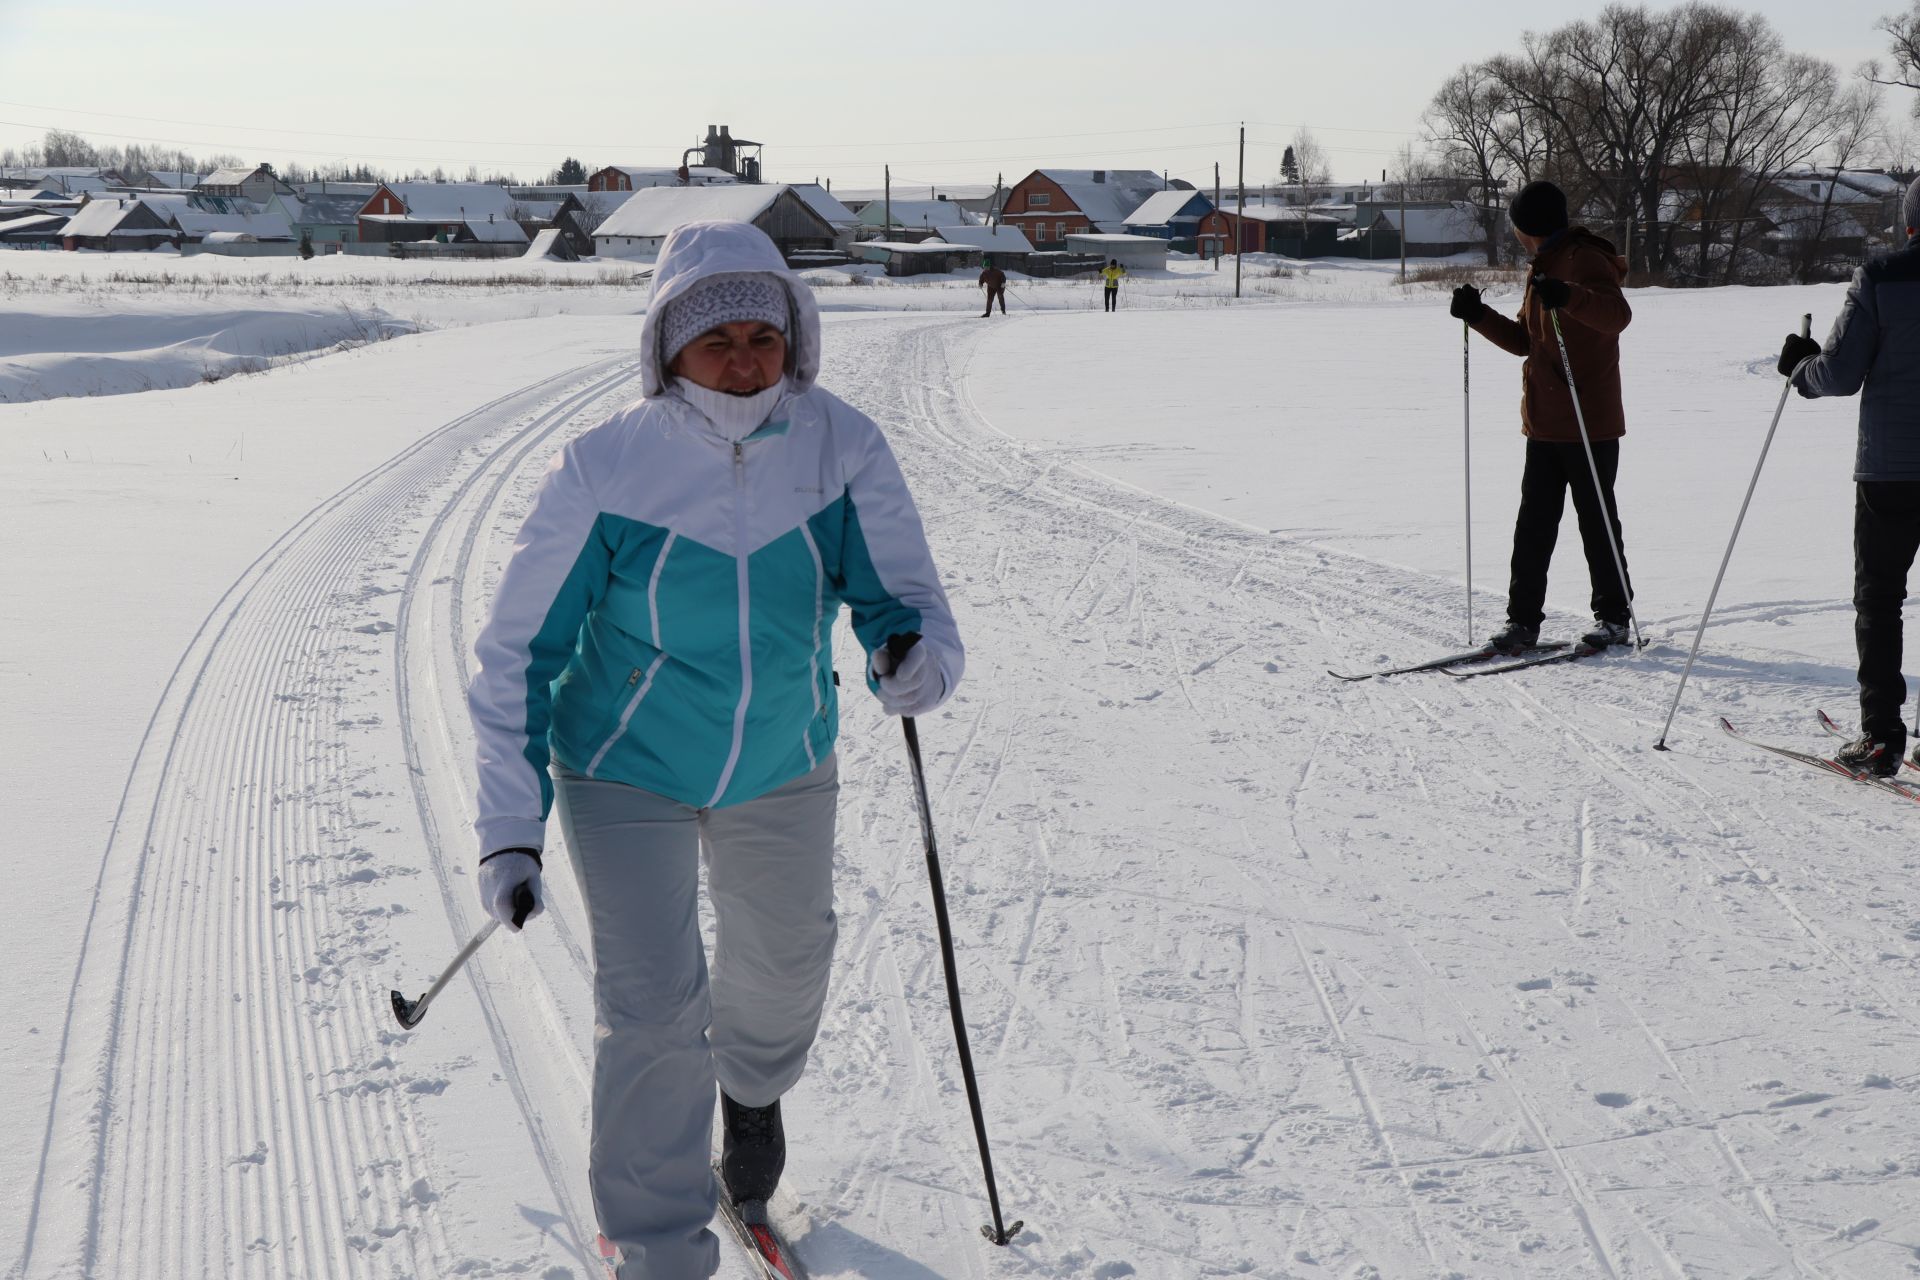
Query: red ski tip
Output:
[[748, 1224, 796, 1278]]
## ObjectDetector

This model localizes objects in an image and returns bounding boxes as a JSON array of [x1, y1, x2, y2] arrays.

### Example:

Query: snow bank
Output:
[[0, 297, 415, 401]]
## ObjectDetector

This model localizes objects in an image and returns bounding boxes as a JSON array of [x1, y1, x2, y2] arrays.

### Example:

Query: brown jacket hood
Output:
[[1470, 228, 1633, 443]]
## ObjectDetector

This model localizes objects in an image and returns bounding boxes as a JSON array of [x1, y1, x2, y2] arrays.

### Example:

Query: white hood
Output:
[[638, 219, 821, 399]]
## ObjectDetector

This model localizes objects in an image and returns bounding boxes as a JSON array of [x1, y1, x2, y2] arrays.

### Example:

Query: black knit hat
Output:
[[1905, 175, 1920, 234], [1509, 180, 1569, 237]]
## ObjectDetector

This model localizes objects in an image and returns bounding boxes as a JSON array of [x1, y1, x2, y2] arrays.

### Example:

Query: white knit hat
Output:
[[659, 273, 790, 369]]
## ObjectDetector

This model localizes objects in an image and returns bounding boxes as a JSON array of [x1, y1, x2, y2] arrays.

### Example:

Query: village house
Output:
[[195, 164, 291, 204], [1122, 190, 1213, 251], [1000, 169, 1169, 249], [590, 184, 835, 260], [263, 189, 369, 247], [853, 197, 979, 242], [60, 195, 176, 251], [356, 181, 527, 245], [586, 164, 738, 192], [929, 223, 1034, 270]]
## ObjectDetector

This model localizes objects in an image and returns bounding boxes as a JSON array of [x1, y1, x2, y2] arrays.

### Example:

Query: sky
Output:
[[0, 0, 1906, 189]]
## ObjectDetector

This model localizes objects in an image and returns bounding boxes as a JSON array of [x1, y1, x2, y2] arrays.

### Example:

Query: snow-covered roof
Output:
[[790, 182, 857, 228], [855, 240, 974, 255], [0, 212, 65, 234], [930, 224, 1034, 254], [575, 189, 637, 221], [464, 216, 529, 243], [1377, 203, 1484, 244], [1124, 189, 1209, 226], [856, 198, 980, 229], [61, 197, 140, 238], [170, 209, 294, 240], [1237, 206, 1342, 224], [1063, 232, 1166, 245], [279, 193, 366, 225], [200, 166, 268, 188], [601, 165, 739, 188], [379, 181, 519, 223], [592, 184, 790, 238], [1038, 170, 1167, 229]]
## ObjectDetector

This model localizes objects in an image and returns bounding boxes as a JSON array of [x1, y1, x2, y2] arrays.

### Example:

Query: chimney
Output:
[[1094, 170, 1106, 184]]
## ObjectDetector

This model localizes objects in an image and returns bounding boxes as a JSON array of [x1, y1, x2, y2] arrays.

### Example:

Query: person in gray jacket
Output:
[[1779, 176, 1920, 774]]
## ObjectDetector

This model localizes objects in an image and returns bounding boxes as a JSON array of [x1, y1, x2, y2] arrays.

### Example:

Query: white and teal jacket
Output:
[[468, 220, 963, 856]]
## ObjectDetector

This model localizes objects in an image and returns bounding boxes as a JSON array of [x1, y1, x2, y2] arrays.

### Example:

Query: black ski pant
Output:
[[982, 287, 1005, 316], [1104, 285, 1119, 312], [1853, 481, 1920, 745], [1505, 438, 1632, 631]]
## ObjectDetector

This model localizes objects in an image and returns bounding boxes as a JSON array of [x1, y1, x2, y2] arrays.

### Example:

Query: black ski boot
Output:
[[1488, 621, 1540, 655], [1580, 619, 1631, 649], [719, 1092, 785, 1205], [1836, 735, 1901, 778]]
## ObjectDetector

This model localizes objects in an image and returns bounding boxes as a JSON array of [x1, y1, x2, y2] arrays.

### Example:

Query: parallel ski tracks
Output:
[[15, 356, 637, 1280]]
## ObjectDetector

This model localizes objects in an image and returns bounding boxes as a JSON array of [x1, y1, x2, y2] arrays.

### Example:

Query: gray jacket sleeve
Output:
[[1794, 267, 1879, 399]]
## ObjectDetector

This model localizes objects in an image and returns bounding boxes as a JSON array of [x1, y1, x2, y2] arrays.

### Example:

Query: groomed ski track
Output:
[[18, 309, 1920, 1279]]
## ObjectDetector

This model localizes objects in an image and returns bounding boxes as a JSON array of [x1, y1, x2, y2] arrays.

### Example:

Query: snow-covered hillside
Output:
[[6, 257, 1920, 1280]]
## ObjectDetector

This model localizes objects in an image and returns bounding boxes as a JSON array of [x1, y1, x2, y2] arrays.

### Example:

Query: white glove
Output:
[[871, 637, 949, 717], [477, 849, 545, 931]]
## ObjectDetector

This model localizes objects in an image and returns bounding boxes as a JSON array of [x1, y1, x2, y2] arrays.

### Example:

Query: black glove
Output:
[[1530, 275, 1571, 310], [1777, 333, 1821, 377], [1448, 284, 1484, 323]]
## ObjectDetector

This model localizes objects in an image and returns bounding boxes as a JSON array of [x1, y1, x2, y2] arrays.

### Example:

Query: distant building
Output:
[[854, 197, 980, 242], [61, 196, 176, 251], [587, 165, 739, 192], [195, 165, 291, 204], [357, 182, 527, 245], [929, 223, 1034, 269], [264, 190, 367, 246], [1122, 190, 1213, 251], [1001, 169, 1167, 249], [590, 184, 835, 259], [1062, 232, 1167, 270]]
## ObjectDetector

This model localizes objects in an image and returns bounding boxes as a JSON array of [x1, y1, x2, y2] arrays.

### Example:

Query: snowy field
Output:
[[6, 251, 1920, 1280]]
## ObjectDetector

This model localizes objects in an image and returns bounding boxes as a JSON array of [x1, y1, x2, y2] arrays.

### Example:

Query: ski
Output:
[[1328, 641, 1569, 682], [1720, 716, 1920, 802], [595, 1234, 620, 1279], [712, 1167, 810, 1280], [1814, 707, 1920, 774], [1452, 643, 1605, 680]]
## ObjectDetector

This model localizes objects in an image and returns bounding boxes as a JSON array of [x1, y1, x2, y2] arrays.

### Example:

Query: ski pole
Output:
[[389, 883, 535, 1029], [1463, 321, 1475, 646], [883, 634, 1024, 1247], [1654, 315, 1813, 751], [1549, 309, 1645, 650]]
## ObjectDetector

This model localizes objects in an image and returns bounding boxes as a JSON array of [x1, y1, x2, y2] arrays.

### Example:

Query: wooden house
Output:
[[1001, 169, 1169, 249], [590, 185, 836, 260]]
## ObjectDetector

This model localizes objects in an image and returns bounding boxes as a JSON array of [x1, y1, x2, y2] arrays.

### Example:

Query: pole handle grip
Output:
[[1800, 313, 1812, 339], [511, 883, 536, 930]]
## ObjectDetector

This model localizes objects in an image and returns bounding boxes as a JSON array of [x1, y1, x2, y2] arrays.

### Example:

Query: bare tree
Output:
[[1426, 64, 1513, 264], [1866, 1, 1920, 108]]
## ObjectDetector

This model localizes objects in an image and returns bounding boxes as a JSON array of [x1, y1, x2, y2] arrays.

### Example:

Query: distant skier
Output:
[[1101, 258, 1126, 311], [465, 219, 964, 1278], [979, 256, 1007, 316], [1448, 179, 1635, 654], [1776, 177, 1920, 775]]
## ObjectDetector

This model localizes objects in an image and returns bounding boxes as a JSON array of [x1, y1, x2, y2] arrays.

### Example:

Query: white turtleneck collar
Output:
[[671, 378, 789, 442]]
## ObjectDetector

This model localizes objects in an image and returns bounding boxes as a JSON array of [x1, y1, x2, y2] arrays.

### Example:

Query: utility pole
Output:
[[884, 164, 891, 240], [1398, 165, 1407, 284], [991, 171, 1003, 229], [1214, 161, 1222, 271], [1235, 123, 1245, 298]]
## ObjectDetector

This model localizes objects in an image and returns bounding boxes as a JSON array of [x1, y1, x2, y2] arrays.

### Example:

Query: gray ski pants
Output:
[[552, 756, 840, 1280]]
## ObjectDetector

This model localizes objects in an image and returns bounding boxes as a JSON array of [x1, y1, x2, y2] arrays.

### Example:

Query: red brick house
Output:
[[1194, 208, 1266, 258], [1001, 169, 1168, 248]]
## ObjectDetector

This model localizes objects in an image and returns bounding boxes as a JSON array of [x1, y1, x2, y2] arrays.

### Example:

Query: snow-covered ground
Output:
[[6, 252, 1920, 1280]]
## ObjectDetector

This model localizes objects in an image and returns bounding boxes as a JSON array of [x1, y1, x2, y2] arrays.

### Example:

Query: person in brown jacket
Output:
[[978, 257, 1007, 317], [1449, 179, 1636, 653]]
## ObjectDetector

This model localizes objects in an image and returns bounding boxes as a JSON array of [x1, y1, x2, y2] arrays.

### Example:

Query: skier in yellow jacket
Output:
[[1100, 259, 1126, 312]]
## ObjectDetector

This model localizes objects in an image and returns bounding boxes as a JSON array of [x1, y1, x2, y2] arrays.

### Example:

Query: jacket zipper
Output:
[[707, 440, 754, 807]]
